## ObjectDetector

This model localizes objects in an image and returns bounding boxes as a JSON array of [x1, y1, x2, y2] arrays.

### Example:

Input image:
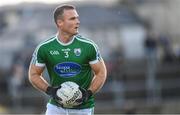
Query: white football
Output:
[[56, 81, 83, 108]]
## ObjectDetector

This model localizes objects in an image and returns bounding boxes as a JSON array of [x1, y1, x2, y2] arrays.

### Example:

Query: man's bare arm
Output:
[[28, 64, 49, 92], [89, 59, 107, 94]]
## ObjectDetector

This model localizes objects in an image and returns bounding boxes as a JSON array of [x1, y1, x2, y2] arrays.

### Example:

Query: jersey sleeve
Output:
[[88, 43, 102, 64], [30, 45, 46, 67]]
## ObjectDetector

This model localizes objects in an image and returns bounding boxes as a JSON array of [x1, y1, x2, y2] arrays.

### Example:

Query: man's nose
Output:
[[77, 18, 80, 24]]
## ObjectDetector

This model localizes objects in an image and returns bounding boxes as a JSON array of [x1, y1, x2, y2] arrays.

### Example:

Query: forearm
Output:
[[88, 74, 106, 94], [28, 64, 49, 93], [29, 74, 49, 92], [89, 60, 107, 94]]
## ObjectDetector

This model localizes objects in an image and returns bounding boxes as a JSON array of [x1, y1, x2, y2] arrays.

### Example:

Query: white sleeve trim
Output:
[[89, 59, 99, 64], [35, 63, 45, 67]]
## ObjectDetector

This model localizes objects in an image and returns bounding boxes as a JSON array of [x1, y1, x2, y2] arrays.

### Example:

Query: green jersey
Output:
[[31, 34, 102, 109]]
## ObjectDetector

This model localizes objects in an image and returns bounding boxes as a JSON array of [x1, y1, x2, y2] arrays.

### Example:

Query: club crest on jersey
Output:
[[74, 48, 81, 56]]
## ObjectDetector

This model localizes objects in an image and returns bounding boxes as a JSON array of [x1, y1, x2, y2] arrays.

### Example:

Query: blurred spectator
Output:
[[144, 31, 160, 104], [144, 31, 158, 71], [144, 32, 157, 52]]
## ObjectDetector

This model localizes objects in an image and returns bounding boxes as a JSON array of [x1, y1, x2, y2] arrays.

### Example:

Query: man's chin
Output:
[[73, 31, 79, 35]]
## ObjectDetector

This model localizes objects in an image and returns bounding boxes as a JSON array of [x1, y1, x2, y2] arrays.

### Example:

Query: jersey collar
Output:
[[55, 33, 75, 46]]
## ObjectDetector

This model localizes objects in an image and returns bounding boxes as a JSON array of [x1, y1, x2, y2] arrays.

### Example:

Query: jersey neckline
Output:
[[55, 33, 75, 46]]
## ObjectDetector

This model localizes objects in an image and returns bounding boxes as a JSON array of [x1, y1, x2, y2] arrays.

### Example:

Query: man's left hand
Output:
[[75, 87, 93, 104]]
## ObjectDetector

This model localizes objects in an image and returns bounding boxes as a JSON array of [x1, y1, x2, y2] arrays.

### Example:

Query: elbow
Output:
[[28, 68, 34, 84], [100, 67, 107, 82], [103, 70, 107, 81], [97, 62, 107, 82], [28, 64, 43, 83], [28, 65, 38, 84], [103, 64, 107, 80], [28, 64, 33, 82]]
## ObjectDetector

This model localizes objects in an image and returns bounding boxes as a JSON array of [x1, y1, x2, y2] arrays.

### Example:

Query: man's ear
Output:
[[57, 19, 63, 27]]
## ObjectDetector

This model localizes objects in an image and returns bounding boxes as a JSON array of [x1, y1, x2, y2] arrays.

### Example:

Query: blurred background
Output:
[[0, 0, 180, 114]]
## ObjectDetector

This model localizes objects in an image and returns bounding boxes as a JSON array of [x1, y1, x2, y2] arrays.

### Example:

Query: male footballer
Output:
[[28, 4, 107, 115]]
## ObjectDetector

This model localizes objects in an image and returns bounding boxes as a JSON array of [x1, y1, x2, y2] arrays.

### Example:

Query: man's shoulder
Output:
[[35, 36, 56, 52], [75, 34, 96, 45], [38, 36, 56, 47]]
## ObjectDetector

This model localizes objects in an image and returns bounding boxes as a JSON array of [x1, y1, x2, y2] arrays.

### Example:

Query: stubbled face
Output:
[[57, 9, 80, 36]]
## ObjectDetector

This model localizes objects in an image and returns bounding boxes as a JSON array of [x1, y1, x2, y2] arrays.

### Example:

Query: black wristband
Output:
[[45, 86, 53, 95], [87, 90, 93, 97]]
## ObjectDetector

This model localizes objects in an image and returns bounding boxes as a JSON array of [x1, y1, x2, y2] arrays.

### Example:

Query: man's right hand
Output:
[[45, 86, 62, 101]]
